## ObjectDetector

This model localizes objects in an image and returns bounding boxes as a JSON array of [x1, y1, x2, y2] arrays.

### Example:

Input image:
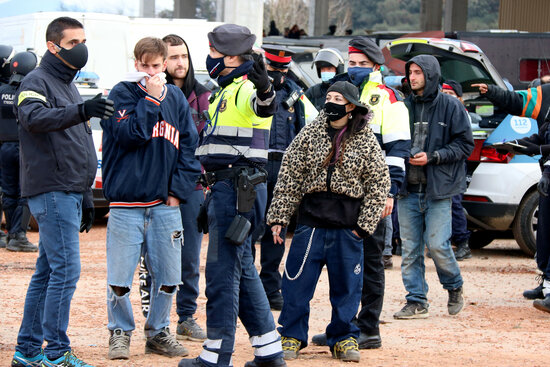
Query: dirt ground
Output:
[[1, 216, 549, 367]]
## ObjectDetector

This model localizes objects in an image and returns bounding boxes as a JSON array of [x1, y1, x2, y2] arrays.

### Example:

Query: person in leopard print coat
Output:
[[266, 81, 390, 362]]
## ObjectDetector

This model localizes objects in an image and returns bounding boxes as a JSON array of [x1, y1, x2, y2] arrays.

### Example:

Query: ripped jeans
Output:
[[106, 205, 183, 337]]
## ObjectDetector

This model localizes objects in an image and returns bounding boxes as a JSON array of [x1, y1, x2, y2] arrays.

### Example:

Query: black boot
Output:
[[533, 294, 550, 313], [454, 242, 472, 261], [523, 275, 545, 299], [244, 357, 287, 367], [178, 357, 206, 367]]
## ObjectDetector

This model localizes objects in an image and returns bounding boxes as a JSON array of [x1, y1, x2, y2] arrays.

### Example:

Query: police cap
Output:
[[208, 24, 256, 56], [348, 37, 385, 65], [263, 45, 294, 69]]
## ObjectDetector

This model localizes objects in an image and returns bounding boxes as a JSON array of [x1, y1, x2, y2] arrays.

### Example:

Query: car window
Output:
[[439, 58, 492, 91]]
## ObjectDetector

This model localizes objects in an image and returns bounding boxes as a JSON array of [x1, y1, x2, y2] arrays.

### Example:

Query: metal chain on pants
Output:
[[284, 228, 315, 281]]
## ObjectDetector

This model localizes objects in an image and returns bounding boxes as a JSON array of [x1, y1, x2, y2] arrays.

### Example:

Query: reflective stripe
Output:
[[196, 143, 269, 159], [249, 330, 280, 347], [254, 340, 283, 357], [205, 125, 254, 138], [369, 123, 381, 134], [383, 131, 411, 144], [18, 90, 47, 105], [203, 338, 223, 349], [200, 349, 219, 364], [385, 156, 405, 170]]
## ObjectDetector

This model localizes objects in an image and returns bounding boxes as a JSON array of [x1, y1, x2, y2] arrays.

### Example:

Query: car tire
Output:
[[512, 190, 538, 257], [469, 230, 497, 249]]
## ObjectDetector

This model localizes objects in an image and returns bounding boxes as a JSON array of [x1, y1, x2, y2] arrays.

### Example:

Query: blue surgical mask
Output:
[[206, 55, 225, 79], [320, 71, 335, 83], [348, 67, 373, 87]]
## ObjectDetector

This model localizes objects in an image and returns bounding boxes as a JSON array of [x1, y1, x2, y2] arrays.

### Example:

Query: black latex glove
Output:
[[248, 53, 271, 93], [539, 172, 550, 197], [83, 93, 115, 120], [80, 207, 95, 233], [514, 139, 540, 156]]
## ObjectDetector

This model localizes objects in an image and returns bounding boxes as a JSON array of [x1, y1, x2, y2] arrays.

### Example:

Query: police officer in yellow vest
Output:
[[312, 36, 411, 349], [179, 24, 286, 367]]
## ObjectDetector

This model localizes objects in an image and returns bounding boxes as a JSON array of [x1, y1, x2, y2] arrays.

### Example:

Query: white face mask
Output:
[[321, 71, 335, 83], [123, 71, 167, 86]]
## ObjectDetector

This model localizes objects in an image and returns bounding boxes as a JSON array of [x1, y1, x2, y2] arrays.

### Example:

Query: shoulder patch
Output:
[[18, 90, 47, 106], [377, 84, 401, 103]]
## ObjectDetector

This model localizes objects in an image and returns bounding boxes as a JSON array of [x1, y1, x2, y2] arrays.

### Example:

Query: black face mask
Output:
[[267, 70, 286, 90], [55, 43, 88, 70], [324, 102, 349, 121]]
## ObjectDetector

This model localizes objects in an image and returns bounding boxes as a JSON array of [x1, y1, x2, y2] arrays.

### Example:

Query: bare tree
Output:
[[328, 0, 353, 35], [263, 0, 309, 35]]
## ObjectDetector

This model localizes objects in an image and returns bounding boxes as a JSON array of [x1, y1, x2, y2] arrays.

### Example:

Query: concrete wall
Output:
[[216, 0, 264, 44]]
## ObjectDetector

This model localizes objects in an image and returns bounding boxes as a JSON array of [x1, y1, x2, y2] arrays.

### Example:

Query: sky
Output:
[[0, 0, 174, 17]]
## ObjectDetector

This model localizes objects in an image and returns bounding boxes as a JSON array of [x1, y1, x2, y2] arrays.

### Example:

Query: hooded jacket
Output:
[[14, 51, 96, 204], [404, 55, 474, 200]]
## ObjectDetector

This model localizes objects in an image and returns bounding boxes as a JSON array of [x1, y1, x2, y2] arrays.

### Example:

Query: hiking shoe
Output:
[[383, 255, 393, 269], [145, 328, 188, 357], [7, 233, 37, 252], [0, 230, 7, 248], [454, 243, 472, 261], [281, 336, 301, 360], [108, 328, 130, 360], [357, 332, 381, 349], [41, 351, 93, 366], [393, 302, 429, 319], [524, 275, 545, 300], [311, 332, 327, 346], [178, 358, 207, 367], [534, 294, 550, 313], [177, 318, 206, 342], [11, 350, 43, 366], [448, 286, 464, 315], [268, 292, 284, 311], [244, 357, 287, 367], [331, 337, 360, 362]]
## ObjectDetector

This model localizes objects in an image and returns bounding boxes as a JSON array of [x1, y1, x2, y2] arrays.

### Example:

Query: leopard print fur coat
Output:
[[267, 110, 390, 235]]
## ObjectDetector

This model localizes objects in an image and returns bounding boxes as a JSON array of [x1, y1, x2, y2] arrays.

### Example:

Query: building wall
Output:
[[499, 0, 550, 32]]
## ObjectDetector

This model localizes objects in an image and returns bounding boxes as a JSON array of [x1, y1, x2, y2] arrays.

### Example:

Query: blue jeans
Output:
[[279, 225, 363, 348], [199, 179, 282, 367], [16, 191, 82, 360], [398, 193, 463, 305], [106, 205, 182, 337], [176, 189, 204, 322], [381, 215, 393, 256]]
